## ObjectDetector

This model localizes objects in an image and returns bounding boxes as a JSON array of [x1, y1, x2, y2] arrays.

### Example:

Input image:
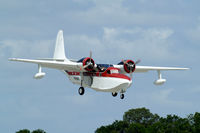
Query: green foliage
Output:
[[16, 129, 46, 133], [96, 107, 200, 133], [123, 107, 159, 126], [194, 112, 200, 133], [95, 120, 129, 133], [16, 129, 30, 133], [32, 129, 46, 133], [126, 123, 145, 133]]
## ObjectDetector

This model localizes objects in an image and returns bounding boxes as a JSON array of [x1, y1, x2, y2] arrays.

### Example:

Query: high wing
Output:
[[114, 64, 189, 85], [9, 58, 83, 72], [114, 64, 189, 73], [135, 65, 189, 72], [9, 58, 189, 72]]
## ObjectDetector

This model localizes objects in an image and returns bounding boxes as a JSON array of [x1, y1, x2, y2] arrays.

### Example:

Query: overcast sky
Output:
[[0, 0, 200, 133]]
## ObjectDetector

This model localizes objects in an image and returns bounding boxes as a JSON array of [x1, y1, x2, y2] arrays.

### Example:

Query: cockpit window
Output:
[[107, 70, 111, 74], [97, 64, 113, 72]]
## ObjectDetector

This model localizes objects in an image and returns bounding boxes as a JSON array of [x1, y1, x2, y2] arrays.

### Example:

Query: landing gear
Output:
[[112, 92, 118, 97], [78, 87, 85, 95], [79, 76, 85, 95], [120, 94, 124, 99]]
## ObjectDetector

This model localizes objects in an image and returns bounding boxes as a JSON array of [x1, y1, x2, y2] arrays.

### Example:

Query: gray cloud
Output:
[[64, 27, 178, 63], [0, 40, 54, 58]]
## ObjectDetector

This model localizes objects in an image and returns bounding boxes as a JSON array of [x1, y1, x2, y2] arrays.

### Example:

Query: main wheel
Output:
[[78, 87, 85, 95], [120, 94, 124, 99], [112, 92, 118, 97]]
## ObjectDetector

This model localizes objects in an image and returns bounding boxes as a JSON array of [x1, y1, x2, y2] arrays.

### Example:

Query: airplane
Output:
[[9, 30, 189, 99]]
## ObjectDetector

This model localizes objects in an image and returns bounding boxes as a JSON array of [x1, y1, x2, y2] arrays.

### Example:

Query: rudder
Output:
[[53, 30, 67, 60]]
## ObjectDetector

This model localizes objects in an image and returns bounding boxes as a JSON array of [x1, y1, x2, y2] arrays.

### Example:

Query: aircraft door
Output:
[[83, 76, 93, 87]]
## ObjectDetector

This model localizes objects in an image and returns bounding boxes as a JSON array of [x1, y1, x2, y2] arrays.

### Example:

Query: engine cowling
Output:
[[79, 57, 95, 71], [118, 60, 136, 73]]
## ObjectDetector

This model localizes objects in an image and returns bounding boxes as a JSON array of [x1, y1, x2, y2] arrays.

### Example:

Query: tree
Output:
[[126, 123, 146, 133], [111, 120, 129, 132], [153, 115, 192, 133], [147, 121, 165, 133], [31, 129, 46, 133], [95, 120, 129, 133], [123, 107, 159, 126], [16, 129, 30, 133], [194, 112, 200, 133], [95, 107, 200, 133]]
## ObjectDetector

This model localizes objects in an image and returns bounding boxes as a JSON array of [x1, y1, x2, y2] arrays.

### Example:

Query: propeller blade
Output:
[[130, 73, 133, 79], [90, 51, 92, 58], [83, 64, 90, 69], [89, 51, 92, 63], [135, 59, 141, 64]]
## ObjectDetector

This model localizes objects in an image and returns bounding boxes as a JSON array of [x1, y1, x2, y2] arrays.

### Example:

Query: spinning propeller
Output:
[[83, 51, 93, 69], [122, 59, 141, 79], [81, 51, 95, 71]]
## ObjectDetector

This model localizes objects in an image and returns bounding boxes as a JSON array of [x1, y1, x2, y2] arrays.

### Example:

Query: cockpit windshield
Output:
[[97, 64, 113, 72]]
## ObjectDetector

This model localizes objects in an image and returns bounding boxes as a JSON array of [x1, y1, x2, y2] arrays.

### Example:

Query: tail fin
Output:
[[53, 30, 68, 61]]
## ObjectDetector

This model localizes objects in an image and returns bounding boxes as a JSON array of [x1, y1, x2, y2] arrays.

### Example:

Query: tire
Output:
[[112, 92, 118, 97], [120, 94, 124, 99], [78, 87, 85, 95]]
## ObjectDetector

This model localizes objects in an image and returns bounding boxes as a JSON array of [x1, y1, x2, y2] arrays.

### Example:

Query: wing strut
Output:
[[158, 70, 162, 79]]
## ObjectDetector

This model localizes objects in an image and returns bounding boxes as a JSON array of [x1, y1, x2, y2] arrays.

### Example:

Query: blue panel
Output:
[[97, 64, 114, 68]]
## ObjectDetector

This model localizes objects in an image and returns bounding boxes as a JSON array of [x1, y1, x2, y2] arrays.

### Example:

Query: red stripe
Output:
[[101, 73, 131, 81], [66, 72, 131, 81], [67, 72, 80, 75]]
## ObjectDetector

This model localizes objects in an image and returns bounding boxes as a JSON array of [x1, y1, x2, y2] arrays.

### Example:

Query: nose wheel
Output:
[[78, 87, 85, 95], [112, 92, 125, 99], [112, 92, 118, 97], [120, 94, 124, 99]]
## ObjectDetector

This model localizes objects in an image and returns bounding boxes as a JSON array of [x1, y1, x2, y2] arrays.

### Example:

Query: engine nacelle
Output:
[[154, 78, 166, 85], [34, 72, 46, 79], [118, 60, 136, 73], [78, 57, 95, 71]]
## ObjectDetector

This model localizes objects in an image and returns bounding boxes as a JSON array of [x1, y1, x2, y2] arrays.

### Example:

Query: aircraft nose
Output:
[[122, 79, 132, 89], [127, 79, 132, 88], [117, 79, 132, 92]]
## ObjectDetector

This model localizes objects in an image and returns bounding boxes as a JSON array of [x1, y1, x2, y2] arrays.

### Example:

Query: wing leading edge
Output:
[[135, 65, 189, 73], [114, 64, 189, 73], [9, 58, 82, 72]]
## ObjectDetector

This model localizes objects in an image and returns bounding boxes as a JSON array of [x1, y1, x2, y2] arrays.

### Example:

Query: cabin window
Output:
[[110, 70, 119, 74]]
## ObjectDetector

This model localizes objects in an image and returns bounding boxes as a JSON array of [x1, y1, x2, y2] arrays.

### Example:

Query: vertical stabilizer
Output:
[[53, 30, 67, 60]]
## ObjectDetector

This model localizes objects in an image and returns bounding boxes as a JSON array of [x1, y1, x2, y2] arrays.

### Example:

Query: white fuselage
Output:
[[64, 68, 132, 93]]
